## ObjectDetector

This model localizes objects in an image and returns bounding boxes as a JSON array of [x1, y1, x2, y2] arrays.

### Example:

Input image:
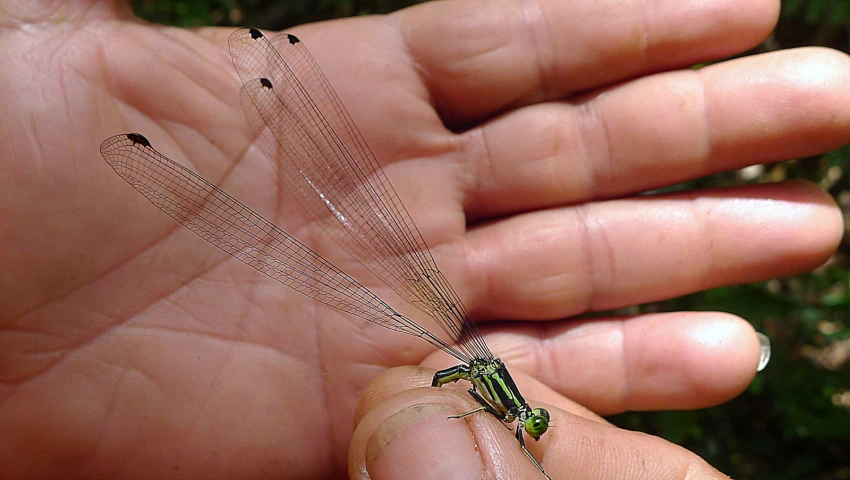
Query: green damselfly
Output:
[[101, 27, 552, 479]]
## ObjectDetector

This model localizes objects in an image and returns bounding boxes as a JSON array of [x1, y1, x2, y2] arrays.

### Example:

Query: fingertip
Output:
[[351, 367, 487, 479], [362, 403, 485, 480], [751, 180, 844, 264], [683, 313, 762, 395], [620, 311, 764, 411]]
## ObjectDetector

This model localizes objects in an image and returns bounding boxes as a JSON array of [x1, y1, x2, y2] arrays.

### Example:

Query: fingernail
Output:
[[757, 332, 771, 372], [366, 403, 483, 480]]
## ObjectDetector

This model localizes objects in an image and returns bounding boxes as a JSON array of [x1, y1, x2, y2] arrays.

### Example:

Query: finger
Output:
[[460, 47, 850, 217], [472, 312, 762, 415], [352, 367, 731, 480], [394, 0, 778, 123], [0, 0, 132, 24], [461, 181, 841, 320]]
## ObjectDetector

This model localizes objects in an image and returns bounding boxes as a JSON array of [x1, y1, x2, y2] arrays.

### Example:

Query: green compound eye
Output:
[[525, 408, 550, 438]]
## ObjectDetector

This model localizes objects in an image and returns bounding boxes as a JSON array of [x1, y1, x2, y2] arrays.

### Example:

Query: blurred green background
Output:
[[129, 1, 850, 478]]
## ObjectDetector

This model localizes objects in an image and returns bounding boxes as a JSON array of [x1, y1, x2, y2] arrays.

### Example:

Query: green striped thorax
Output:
[[432, 358, 550, 439]]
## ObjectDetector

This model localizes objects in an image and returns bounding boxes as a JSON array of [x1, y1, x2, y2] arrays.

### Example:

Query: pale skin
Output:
[[0, 0, 846, 479]]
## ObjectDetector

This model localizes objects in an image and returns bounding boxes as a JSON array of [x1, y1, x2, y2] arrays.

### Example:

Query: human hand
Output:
[[0, 0, 846, 479]]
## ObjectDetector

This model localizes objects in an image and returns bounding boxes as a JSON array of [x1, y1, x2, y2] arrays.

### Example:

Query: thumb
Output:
[[349, 366, 549, 480]]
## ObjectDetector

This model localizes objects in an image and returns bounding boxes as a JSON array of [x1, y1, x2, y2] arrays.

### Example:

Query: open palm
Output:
[[1, 1, 847, 479]]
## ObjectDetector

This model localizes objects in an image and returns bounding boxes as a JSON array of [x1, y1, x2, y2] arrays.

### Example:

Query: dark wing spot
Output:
[[286, 34, 300, 44], [259, 78, 273, 89], [249, 28, 263, 39], [126, 133, 151, 148]]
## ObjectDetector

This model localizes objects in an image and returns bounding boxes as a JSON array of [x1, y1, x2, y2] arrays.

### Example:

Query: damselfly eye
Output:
[[525, 408, 550, 438]]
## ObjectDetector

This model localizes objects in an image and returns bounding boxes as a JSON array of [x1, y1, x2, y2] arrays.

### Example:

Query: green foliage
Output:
[[131, 0, 239, 27], [612, 273, 850, 479], [133, 1, 850, 478], [130, 0, 425, 29], [783, 0, 850, 25]]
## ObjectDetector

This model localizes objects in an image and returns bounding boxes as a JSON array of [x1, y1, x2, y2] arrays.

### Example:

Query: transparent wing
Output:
[[100, 133, 469, 361], [227, 28, 491, 361]]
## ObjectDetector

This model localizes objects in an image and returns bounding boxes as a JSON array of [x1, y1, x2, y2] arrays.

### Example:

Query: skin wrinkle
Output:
[[392, 12, 448, 125], [103, 52, 188, 165], [1, 228, 240, 384], [693, 68, 714, 174], [565, 101, 615, 314], [123, 321, 292, 357], [0, 339, 68, 387], [203, 340, 240, 425], [517, 0, 553, 103], [635, 0, 651, 65], [26, 109, 46, 172], [104, 363, 144, 439], [134, 235, 162, 294], [447, 137, 475, 234], [212, 267, 255, 336], [579, 202, 616, 313], [142, 30, 214, 105], [689, 194, 718, 292], [58, 65, 77, 156], [313, 250, 336, 475], [476, 226, 504, 326], [123, 320, 312, 383], [184, 27, 240, 80], [397, 4, 529, 125], [680, 459, 706, 480], [533, 319, 559, 400], [405, 53, 445, 125], [35, 63, 66, 169], [401, 150, 471, 247], [100, 335, 318, 476], [465, 121, 496, 215], [584, 95, 616, 196], [543, 115, 572, 204], [0, 326, 67, 349], [122, 32, 240, 169], [90, 363, 145, 474], [468, 107, 589, 218]]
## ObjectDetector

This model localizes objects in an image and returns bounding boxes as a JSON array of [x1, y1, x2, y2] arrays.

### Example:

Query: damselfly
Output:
[[100, 27, 552, 479]]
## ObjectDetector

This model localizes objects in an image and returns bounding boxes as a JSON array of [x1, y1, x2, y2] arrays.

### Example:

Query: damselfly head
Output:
[[525, 408, 550, 440]]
